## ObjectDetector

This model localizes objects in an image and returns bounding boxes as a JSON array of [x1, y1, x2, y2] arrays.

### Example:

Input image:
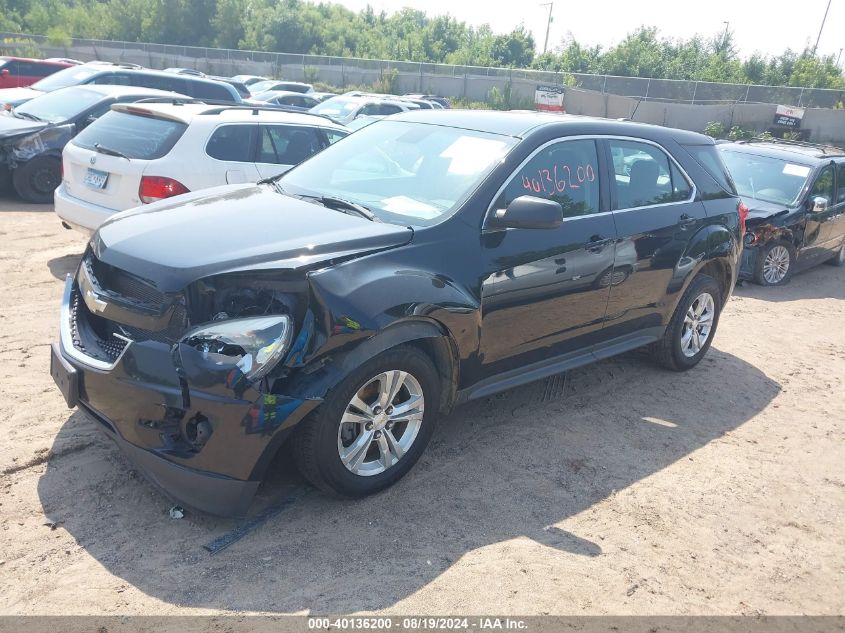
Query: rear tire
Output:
[[651, 274, 722, 372], [826, 240, 845, 267], [753, 241, 795, 286], [293, 345, 440, 497], [12, 156, 61, 203]]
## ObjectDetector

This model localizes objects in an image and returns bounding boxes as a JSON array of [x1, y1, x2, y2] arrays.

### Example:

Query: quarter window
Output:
[[608, 140, 691, 209], [496, 139, 600, 218], [206, 125, 256, 162]]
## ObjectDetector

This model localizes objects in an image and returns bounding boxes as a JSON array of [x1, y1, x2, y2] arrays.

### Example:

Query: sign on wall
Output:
[[773, 105, 805, 128], [535, 85, 565, 112]]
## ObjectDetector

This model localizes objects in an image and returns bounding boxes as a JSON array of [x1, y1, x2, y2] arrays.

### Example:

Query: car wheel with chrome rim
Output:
[[294, 345, 439, 496], [651, 273, 722, 371], [754, 241, 795, 286]]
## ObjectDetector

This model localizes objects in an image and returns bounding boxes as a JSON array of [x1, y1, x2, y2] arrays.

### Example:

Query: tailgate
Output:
[[62, 142, 148, 211]]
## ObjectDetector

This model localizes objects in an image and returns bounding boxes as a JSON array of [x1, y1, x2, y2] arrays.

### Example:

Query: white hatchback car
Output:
[[55, 101, 349, 233]]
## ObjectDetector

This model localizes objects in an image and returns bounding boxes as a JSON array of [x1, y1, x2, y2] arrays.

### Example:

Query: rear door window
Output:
[[205, 124, 257, 162], [258, 125, 323, 165], [837, 163, 845, 204], [72, 110, 188, 159], [608, 140, 692, 209]]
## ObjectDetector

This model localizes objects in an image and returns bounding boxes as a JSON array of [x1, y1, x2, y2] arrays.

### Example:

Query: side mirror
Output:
[[0, 69, 9, 77], [812, 196, 829, 213], [492, 195, 563, 230]]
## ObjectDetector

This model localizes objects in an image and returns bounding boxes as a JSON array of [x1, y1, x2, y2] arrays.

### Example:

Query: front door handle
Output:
[[585, 235, 612, 252], [679, 213, 697, 227]]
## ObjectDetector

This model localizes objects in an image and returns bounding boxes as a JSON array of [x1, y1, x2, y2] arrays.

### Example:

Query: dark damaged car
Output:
[[0, 84, 184, 202], [717, 140, 845, 285], [51, 111, 742, 516]]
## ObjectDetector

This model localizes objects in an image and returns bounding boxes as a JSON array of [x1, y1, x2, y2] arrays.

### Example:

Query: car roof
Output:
[[1, 56, 70, 64], [718, 140, 845, 161], [253, 90, 316, 98], [56, 84, 185, 99], [111, 101, 347, 128], [389, 109, 712, 142]]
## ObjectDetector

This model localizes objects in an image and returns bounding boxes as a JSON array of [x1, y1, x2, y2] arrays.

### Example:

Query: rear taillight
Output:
[[3, 103, 11, 111], [139, 176, 189, 204], [737, 200, 749, 238]]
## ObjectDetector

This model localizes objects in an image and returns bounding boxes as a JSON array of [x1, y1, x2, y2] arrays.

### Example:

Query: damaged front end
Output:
[[738, 205, 793, 279], [0, 123, 72, 182], [55, 251, 323, 516]]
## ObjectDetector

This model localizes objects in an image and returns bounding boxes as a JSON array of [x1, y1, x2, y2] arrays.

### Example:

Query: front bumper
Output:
[[51, 277, 319, 516]]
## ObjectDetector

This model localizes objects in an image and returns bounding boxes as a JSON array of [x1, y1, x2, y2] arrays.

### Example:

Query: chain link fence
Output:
[[3, 31, 843, 108]]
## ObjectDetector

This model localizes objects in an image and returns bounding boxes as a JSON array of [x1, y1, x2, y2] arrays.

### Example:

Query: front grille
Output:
[[70, 255, 191, 363], [86, 255, 165, 307], [70, 290, 129, 363]]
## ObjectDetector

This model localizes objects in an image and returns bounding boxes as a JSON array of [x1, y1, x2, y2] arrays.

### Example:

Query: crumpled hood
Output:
[[91, 184, 414, 292], [0, 114, 47, 141], [0, 87, 43, 108], [742, 197, 791, 221]]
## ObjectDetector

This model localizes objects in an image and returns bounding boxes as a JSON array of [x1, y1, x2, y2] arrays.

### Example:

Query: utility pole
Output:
[[837, 48, 843, 66], [813, 0, 832, 54], [722, 21, 730, 49], [540, 2, 553, 55]]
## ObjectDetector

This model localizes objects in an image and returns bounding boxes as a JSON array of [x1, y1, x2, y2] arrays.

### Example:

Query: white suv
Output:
[[54, 101, 349, 233]]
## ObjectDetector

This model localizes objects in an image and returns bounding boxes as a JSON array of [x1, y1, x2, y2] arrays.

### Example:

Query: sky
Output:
[[330, 0, 845, 61]]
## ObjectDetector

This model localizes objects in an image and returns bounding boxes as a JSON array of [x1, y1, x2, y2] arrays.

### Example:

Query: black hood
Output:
[[91, 184, 414, 292], [0, 114, 47, 141], [742, 197, 791, 221]]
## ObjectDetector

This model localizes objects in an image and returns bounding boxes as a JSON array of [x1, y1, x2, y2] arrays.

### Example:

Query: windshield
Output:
[[718, 148, 811, 206], [15, 87, 103, 123], [311, 97, 363, 117], [279, 120, 517, 226], [31, 66, 99, 92]]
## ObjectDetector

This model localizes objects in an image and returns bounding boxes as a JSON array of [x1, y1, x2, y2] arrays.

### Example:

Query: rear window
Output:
[[682, 144, 737, 194], [72, 110, 188, 160], [190, 80, 236, 101]]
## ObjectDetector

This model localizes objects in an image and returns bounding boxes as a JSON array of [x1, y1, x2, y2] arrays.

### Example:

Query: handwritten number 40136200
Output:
[[522, 163, 596, 195]]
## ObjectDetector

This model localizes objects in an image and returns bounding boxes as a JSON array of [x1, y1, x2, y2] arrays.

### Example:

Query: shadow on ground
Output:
[[38, 347, 780, 612], [47, 253, 83, 280], [735, 261, 845, 302]]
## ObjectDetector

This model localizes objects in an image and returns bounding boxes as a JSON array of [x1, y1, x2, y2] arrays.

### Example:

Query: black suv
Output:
[[50, 111, 741, 516], [717, 139, 845, 285]]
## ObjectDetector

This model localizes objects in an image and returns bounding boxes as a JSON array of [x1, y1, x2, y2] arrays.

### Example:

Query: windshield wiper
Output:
[[93, 143, 129, 160], [13, 111, 44, 122], [314, 195, 380, 222]]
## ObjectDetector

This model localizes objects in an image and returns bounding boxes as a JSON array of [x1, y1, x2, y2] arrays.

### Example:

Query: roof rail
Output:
[[744, 136, 845, 156], [197, 104, 336, 122], [126, 98, 336, 122]]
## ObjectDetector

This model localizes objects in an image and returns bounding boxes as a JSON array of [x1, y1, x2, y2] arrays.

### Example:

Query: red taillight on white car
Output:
[[139, 176, 189, 204], [737, 199, 749, 238]]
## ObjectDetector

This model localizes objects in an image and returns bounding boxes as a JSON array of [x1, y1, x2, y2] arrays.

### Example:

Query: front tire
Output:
[[12, 156, 61, 203], [293, 345, 440, 497], [651, 273, 722, 371], [754, 241, 795, 286]]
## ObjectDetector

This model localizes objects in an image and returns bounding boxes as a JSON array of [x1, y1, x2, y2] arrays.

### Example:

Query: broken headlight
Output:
[[181, 315, 293, 381]]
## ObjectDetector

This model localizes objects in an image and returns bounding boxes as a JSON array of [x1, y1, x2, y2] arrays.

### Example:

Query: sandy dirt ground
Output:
[[0, 193, 843, 616]]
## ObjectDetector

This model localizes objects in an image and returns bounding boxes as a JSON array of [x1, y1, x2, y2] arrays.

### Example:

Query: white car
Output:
[[309, 95, 419, 125], [55, 102, 349, 233]]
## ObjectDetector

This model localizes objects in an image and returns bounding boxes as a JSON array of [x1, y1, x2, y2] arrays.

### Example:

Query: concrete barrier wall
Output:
[[33, 42, 845, 145], [563, 88, 845, 144]]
